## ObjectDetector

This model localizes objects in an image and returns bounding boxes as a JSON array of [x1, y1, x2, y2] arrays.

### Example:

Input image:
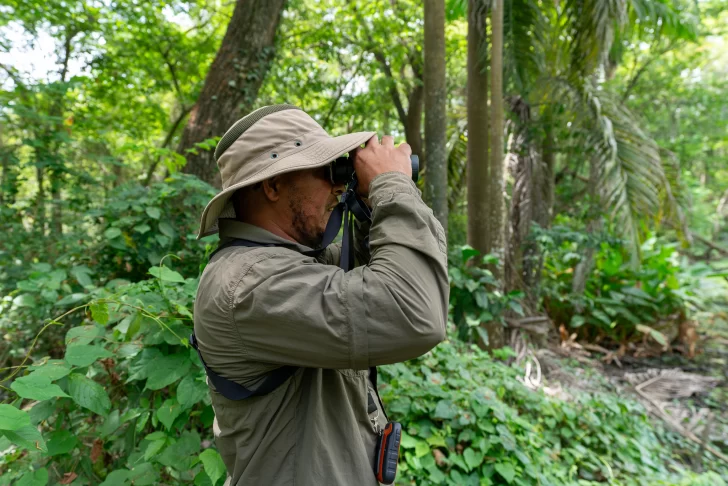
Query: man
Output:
[[193, 104, 448, 485]]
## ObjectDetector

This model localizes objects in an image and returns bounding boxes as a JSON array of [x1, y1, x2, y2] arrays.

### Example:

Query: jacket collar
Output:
[[217, 219, 314, 254]]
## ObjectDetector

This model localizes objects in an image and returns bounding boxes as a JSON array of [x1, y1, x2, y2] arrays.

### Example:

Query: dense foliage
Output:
[[1, 261, 726, 484]]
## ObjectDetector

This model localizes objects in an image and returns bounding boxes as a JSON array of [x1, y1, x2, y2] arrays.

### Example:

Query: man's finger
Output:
[[365, 134, 379, 147], [398, 142, 412, 157], [381, 135, 395, 148]]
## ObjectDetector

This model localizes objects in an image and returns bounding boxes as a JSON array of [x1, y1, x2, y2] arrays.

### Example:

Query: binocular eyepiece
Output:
[[330, 154, 419, 186]]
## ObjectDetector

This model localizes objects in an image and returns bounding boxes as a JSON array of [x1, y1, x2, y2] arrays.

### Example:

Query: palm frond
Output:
[[562, 0, 628, 80], [503, 0, 546, 93], [582, 87, 671, 262]]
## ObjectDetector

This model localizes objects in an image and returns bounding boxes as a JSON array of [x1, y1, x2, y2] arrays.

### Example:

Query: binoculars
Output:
[[329, 154, 419, 186]]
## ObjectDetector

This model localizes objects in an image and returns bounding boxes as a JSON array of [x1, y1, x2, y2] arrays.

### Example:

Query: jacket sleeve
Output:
[[231, 172, 449, 369]]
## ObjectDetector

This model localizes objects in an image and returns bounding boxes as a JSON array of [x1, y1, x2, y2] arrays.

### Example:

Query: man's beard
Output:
[[288, 197, 325, 249]]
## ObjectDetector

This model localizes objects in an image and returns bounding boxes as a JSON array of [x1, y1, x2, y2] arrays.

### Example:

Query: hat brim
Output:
[[197, 130, 376, 239]]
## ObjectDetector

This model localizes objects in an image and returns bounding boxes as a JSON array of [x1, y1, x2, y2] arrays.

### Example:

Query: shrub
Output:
[[538, 225, 727, 344]]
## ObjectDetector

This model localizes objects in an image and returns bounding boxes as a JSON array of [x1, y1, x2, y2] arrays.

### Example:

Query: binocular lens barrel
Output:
[[331, 155, 419, 185]]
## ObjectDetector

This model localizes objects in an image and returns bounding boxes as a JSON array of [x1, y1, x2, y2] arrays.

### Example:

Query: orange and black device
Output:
[[375, 421, 402, 484]]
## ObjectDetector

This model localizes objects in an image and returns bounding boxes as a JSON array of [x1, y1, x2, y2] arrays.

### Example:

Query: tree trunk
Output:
[[424, 0, 448, 233], [572, 157, 601, 302], [488, 0, 505, 267], [483, 0, 506, 350], [178, 0, 286, 188], [35, 165, 46, 236], [51, 172, 62, 235], [404, 80, 425, 165], [467, 0, 502, 350], [467, 0, 489, 258]]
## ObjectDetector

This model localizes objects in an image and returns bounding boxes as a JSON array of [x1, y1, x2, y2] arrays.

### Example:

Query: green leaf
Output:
[[159, 221, 176, 238], [67, 373, 111, 416], [99, 469, 132, 486], [135, 223, 152, 234], [15, 468, 48, 486], [144, 431, 167, 441], [29, 400, 55, 425], [91, 301, 110, 325], [570, 315, 586, 328], [55, 292, 88, 306], [199, 449, 226, 485], [146, 207, 161, 219], [460, 245, 480, 263], [463, 447, 484, 471], [145, 353, 191, 390], [104, 227, 122, 239], [433, 400, 457, 419], [414, 440, 430, 458], [126, 313, 144, 340], [4, 424, 47, 452], [157, 398, 183, 430], [148, 265, 185, 283], [45, 429, 78, 456], [144, 438, 167, 460], [70, 265, 94, 288], [0, 405, 31, 431], [636, 324, 668, 346], [494, 463, 516, 484], [65, 345, 112, 367], [177, 374, 209, 409], [508, 300, 525, 316], [66, 325, 101, 347], [129, 462, 158, 485], [400, 431, 418, 449], [28, 360, 71, 380], [11, 375, 69, 401]]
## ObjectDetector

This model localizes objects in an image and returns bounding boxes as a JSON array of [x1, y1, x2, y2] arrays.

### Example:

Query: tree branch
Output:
[[144, 105, 194, 186], [621, 42, 676, 103], [157, 45, 185, 104], [321, 55, 365, 130]]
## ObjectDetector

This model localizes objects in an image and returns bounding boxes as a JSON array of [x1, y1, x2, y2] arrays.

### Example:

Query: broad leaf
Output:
[[90, 302, 110, 325], [157, 398, 183, 430], [65, 325, 101, 347], [45, 429, 78, 456], [11, 375, 69, 401], [0, 405, 30, 431], [68, 373, 111, 416], [145, 353, 191, 390], [65, 345, 112, 367], [495, 462, 516, 483], [433, 400, 457, 419], [148, 265, 185, 283], [104, 227, 122, 239], [146, 206, 161, 219], [28, 360, 71, 380], [199, 448, 226, 485], [177, 374, 209, 409], [4, 424, 47, 452], [463, 447, 484, 471], [15, 468, 49, 486]]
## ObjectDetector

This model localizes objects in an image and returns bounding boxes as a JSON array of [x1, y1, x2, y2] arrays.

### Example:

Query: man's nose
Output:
[[332, 183, 346, 197]]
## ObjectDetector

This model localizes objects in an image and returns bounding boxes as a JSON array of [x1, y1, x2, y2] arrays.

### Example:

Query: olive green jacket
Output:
[[193, 172, 449, 485]]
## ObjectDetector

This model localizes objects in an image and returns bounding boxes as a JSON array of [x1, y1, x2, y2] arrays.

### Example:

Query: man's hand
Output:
[[352, 135, 412, 197]]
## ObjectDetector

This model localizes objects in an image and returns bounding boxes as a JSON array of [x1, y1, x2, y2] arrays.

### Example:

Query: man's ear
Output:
[[261, 177, 282, 202]]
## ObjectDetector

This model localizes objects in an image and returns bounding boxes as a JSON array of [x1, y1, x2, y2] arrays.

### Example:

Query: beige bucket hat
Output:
[[197, 104, 375, 239]]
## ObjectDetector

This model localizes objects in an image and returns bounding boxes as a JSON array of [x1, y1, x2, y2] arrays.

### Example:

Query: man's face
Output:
[[280, 166, 346, 249]]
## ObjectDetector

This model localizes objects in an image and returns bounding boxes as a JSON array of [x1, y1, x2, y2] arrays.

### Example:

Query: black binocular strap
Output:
[[189, 332, 298, 400]]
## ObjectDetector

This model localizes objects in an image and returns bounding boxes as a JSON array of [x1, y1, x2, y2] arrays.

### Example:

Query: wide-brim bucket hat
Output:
[[197, 104, 375, 239]]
